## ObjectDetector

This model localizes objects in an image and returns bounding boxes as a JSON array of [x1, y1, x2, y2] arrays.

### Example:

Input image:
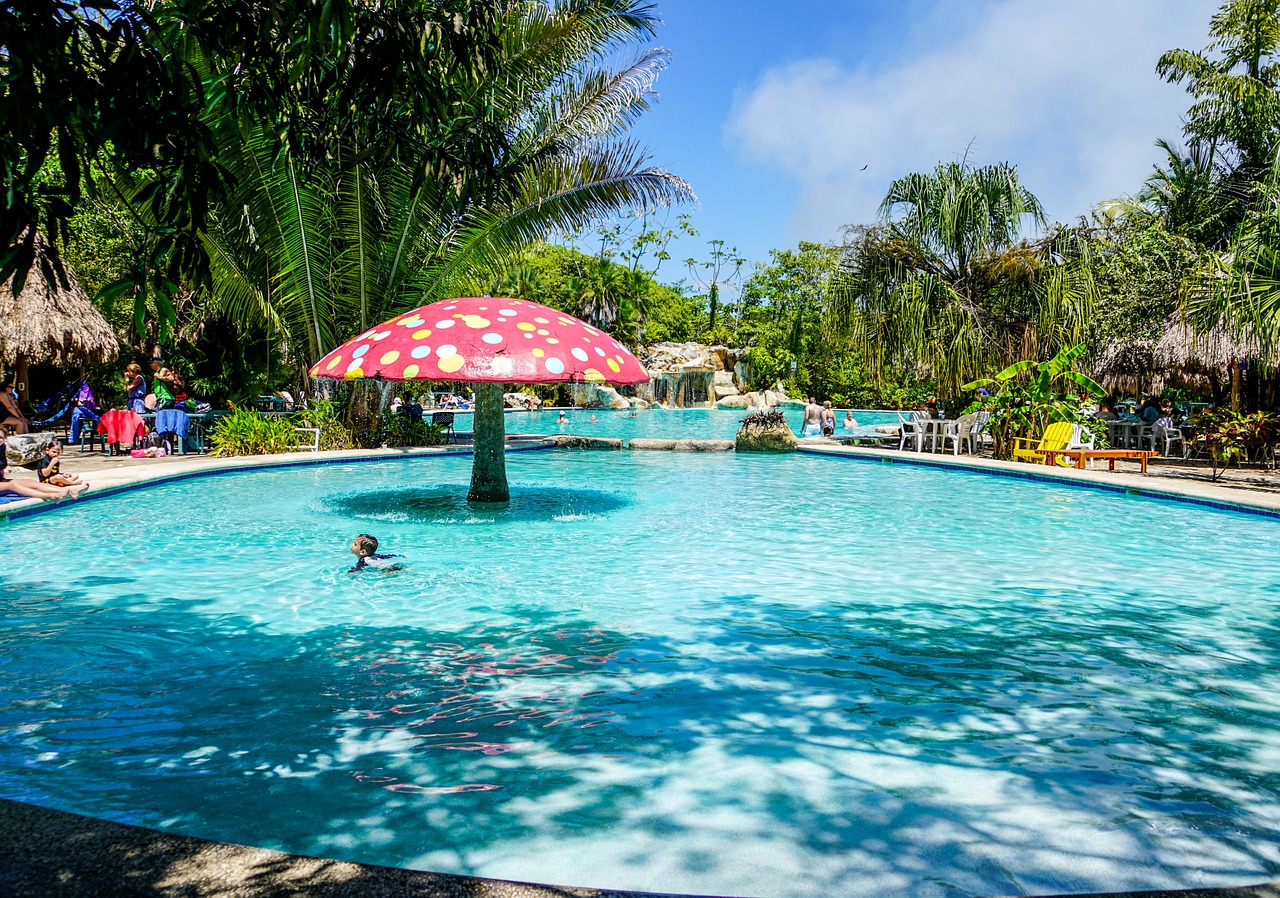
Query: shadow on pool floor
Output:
[[1, 797, 1277, 898]]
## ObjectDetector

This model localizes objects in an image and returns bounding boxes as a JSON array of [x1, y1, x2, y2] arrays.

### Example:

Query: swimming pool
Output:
[[3, 450, 1280, 898], [460, 406, 899, 442]]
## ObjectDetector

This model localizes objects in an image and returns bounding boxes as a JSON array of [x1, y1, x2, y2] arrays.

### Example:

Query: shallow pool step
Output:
[[628, 438, 735, 452]]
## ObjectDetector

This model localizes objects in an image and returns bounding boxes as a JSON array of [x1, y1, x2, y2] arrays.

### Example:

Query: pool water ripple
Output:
[[2, 451, 1280, 898]]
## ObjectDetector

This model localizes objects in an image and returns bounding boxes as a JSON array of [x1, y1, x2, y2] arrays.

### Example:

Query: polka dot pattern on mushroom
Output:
[[308, 297, 650, 385]]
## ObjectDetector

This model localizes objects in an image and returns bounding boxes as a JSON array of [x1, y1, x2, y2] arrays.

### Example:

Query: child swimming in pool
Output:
[[348, 533, 404, 573]]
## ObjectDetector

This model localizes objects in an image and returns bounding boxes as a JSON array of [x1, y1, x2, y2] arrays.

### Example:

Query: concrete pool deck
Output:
[[5, 437, 1280, 897]]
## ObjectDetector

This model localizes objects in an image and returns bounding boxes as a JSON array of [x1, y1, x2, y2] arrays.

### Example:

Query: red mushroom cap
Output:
[[309, 298, 649, 385]]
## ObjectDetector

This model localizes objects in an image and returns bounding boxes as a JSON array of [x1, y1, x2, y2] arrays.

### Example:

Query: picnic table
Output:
[[1037, 448, 1158, 473]]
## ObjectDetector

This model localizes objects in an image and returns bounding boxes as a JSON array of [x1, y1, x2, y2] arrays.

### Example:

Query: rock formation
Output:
[[735, 409, 798, 453]]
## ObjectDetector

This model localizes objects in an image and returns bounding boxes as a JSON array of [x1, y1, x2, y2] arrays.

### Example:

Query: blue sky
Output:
[[622, 0, 1220, 283]]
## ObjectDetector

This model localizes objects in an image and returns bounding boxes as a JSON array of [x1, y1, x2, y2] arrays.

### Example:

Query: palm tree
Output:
[[195, 0, 690, 378], [571, 256, 627, 330], [1098, 138, 1235, 248], [829, 161, 1095, 399], [1158, 0, 1280, 179]]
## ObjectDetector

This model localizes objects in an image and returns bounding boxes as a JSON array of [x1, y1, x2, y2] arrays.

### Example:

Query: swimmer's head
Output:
[[351, 533, 378, 557]]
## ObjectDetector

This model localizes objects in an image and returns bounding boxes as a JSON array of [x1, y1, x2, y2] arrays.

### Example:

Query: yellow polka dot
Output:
[[536, 329, 549, 336], [438, 355, 465, 374], [462, 315, 490, 329], [452, 313, 465, 319], [344, 368, 364, 380], [412, 329, 432, 339], [607, 358, 620, 373], [534, 317, 549, 324], [517, 322, 536, 331], [546, 337, 559, 345], [403, 364, 420, 378], [379, 350, 400, 365], [532, 348, 545, 357], [325, 355, 343, 371], [584, 368, 605, 383]]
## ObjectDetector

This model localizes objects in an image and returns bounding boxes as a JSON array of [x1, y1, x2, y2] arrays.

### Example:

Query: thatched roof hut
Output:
[[1153, 317, 1264, 374], [1094, 338, 1159, 397], [0, 237, 118, 370]]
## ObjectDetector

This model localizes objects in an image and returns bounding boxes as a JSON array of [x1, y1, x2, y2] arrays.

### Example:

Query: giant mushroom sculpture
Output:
[[309, 297, 649, 503]]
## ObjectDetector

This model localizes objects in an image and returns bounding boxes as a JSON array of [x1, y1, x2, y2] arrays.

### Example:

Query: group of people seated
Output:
[[1089, 395, 1182, 426], [388, 392, 474, 418]]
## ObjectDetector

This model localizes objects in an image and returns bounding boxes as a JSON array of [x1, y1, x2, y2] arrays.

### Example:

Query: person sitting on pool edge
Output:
[[349, 533, 404, 573], [0, 437, 88, 502]]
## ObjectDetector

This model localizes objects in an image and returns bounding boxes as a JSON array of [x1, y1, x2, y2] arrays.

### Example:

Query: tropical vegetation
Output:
[[10, 0, 1280, 471]]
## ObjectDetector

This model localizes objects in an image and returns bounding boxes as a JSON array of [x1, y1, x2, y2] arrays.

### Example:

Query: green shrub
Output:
[[293, 400, 353, 451], [379, 414, 445, 448], [1195, 408, 1279, 479], [209, 406, 300, 456]]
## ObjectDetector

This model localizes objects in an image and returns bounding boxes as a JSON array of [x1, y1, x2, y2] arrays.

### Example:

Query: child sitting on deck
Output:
[[36, 442, 83, 487], [349, 533, 404, 573], [0, 439, 88, 502]]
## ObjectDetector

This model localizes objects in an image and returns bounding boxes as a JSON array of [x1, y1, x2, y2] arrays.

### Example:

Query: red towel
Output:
[[98, 409, 148, 446]]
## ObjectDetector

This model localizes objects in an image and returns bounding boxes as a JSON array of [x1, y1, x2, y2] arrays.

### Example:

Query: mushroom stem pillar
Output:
[[467, 382, 509, 504]]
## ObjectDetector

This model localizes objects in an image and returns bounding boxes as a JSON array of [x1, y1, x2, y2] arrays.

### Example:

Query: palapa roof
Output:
[[1152, 316, 1265, 373], [1093, 338, 1159, 396], [0, 237, 118, 367]]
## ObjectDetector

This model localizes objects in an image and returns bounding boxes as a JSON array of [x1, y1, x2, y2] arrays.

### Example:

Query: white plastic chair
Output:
[[1151, 418, 1185, 458], [897, 411, 925, 451], [944, 412, 989, 455], [292, 427, 321, 452]]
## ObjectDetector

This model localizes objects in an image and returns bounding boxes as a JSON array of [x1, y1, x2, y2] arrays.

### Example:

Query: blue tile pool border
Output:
[[798, 446, 1280, 521]]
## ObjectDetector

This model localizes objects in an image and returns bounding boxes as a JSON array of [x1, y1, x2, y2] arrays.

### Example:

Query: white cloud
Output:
[[724, 0, 1220, 240]]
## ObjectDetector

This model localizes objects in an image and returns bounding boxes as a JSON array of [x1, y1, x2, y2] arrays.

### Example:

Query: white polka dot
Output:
[[496, 317, 507, 322], [595, 346, 606, 356], [435, 320, 455, 329], [499, 309, 517, 316], [545, 357, 565, 375], [352, 344, 370, 358], [411, 345, 432, 359], [524, 333, 534, 339], [444, 304, 457, 310], [571, 347, 589, 362], [345, 358, 363, 373], [436, 344, 457, 358], [372, 330, 392, 341], [482, 333, 503, 344]]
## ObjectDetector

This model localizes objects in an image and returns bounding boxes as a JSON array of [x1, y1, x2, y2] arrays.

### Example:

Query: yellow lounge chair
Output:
[[1012, 421, 1086, 466]]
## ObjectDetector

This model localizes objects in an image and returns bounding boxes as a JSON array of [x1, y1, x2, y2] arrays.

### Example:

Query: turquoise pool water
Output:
[[3, 451, 1280, 898], [460, 406, 899, 442]]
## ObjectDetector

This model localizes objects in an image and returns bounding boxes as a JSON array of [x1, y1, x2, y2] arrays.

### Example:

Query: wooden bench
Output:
[[1036, 448, 1158, 473]]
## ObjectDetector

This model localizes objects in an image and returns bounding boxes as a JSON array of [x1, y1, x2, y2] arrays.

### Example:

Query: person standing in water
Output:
[[801, 398, 822, 437]]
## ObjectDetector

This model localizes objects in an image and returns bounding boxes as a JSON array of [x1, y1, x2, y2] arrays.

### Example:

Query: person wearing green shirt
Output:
[[150, 358, 178, 409]]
